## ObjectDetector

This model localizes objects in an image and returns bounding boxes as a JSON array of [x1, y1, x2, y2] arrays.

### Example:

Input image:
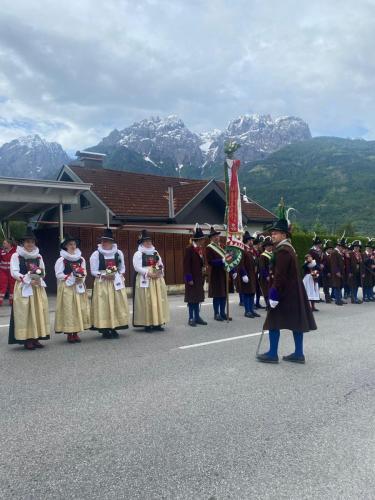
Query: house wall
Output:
[[44, 190, 108, 225], [35, 226, 192, 293]]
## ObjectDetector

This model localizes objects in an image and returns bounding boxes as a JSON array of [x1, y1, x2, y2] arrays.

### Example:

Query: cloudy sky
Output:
[[0, 0, 374, 150]]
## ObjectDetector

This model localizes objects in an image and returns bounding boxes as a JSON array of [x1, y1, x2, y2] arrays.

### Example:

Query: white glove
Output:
[[232, 272, 237, 280], [269, 299, 279, 309], [242, 275, 249, 283]]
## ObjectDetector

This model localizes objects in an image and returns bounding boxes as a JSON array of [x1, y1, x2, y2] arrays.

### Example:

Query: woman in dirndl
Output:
[[302, 253, 320, 312], [54, 235, 90, 343], [90, 228, 129, 339], [8, 227, 50, 350], [132, 230, 170, 332]]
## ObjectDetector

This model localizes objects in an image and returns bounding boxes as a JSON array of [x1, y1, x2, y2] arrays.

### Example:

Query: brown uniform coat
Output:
[[206, 245, 226, 298], [183, 245, 205, 304], [236, 250, 256, 295], [258, 251, 272, 297], [264, 241, 317, 333], [329, 249, 345, 288]]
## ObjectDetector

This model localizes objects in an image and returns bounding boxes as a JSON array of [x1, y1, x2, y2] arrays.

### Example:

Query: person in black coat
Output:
[[206, 226, 227, 321], [183, 224, 208, 327]]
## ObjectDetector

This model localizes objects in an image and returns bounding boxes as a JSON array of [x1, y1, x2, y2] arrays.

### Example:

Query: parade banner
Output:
[[223, 145, 244, 272]]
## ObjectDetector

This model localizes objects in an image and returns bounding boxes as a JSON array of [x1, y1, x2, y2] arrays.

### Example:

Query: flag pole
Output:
[[223, 141, 241, 323]]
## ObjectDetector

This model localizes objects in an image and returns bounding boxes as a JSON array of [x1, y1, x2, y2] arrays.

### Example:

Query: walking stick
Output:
[[255, 327, 266, 357]]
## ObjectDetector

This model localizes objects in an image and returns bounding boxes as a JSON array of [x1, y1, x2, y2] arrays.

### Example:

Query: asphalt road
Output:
[[0, 295, 374, 500]]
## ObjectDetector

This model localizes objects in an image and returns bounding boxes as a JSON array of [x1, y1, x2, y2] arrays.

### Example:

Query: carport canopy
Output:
[[0, 176, 91, 238]]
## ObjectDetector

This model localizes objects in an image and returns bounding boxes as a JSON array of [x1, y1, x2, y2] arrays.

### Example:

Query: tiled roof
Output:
[[68, 166, 275, 221]]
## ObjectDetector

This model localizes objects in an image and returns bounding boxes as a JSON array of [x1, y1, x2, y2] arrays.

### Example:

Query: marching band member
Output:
[[237, 231, 259, 318], [206, 226, 227, 321], [258, 202, 317, 364], [183, 224, 207, 327]]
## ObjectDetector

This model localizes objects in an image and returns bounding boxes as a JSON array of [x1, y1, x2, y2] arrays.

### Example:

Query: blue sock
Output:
[[219, 297, 226, 317], [249, 294, 255, 314], [194, 303, 201, 320], [213, 297, 220, 315], [268, 329, 280, 357], [293, 331, 304, 357], [188, 304, 195, 320]]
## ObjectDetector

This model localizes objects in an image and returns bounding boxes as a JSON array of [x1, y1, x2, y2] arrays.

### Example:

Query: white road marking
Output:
[[178, 331, 265, 349]]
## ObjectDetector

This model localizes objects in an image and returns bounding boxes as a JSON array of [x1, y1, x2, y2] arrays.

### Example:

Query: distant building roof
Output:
[[63, 165, 275, 223]]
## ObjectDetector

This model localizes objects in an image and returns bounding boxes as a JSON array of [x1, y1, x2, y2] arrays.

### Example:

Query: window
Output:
[[80, 194, 91, 209], [63, 204, 72, 213]]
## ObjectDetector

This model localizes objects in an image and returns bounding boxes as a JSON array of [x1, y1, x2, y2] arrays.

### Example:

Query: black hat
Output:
[[365, 238, 374, 248], [137, 229, 152, 245], [351, 240, 362, 248], [323, 239, 334, 250], [191, 223, 206, 240], [60, 234, 80, 250], [100, 228, 115, 242], [262, 235, 273, 247], [243, 231, 254, 243], [208, 226, 221, 238], [312, 232, 322, 245], [18, 226, 37, 243]]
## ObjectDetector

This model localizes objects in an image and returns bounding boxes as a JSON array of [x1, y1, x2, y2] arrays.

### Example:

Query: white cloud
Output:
[[0, 0, 375, 148]]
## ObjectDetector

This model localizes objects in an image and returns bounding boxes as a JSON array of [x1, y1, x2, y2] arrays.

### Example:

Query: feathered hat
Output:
[[208, 225, 221, 238], [312, 232, 322, 245], [269, 198, 295, 234], [351, 239, 362, 249], [191, 223, 206, 240], [323, 239, 334, 250], [137, 229, 152, 245], [337, 230, 347, 247], [243, 230, 255, 243], [261, 235, 273, 247]]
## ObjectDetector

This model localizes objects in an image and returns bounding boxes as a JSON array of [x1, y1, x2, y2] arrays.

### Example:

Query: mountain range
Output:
[[0, 114, 374, 232]]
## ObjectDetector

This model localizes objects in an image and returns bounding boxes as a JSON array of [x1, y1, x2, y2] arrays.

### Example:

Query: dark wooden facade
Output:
[[36, 225, 192, 293]]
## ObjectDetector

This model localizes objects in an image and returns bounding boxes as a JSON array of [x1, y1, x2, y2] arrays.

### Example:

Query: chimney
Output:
[[75, 151, 106, 169], [168, 186, 175, 219]]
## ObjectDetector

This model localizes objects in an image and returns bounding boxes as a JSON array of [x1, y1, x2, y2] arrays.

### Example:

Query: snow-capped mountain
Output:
[[201, 114, 312, 168], [91, 114, 311, 177], [0, 134, 70, 179], [92, 115, 204, 176], [0, 114, 312, 181]]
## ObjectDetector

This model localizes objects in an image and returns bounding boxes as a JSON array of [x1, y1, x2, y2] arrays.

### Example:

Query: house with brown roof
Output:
[[41, 156, 275, 232], [36, 154, 275, 289]]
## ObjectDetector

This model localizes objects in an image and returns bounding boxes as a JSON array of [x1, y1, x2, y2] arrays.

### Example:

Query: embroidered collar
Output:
[[17, 245, 40, 259], [60, 248, 82, 262], [98, 244, 118, 258], [138, 244, 156, 255]]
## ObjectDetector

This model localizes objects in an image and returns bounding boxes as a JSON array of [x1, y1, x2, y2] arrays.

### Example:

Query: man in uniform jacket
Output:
[[330, 237, 347, 305], [184, 224, 208, 326], [257, 207, 317, 364], [348, 240, 363, 304], [236, 231, 260, 318], [322, 240, 334, 302], [258, 236, 273, 308], [206, 226, 227, 321], [362, 240, 375, 301]]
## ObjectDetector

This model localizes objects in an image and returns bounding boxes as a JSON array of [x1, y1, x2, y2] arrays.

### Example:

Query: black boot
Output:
[[282, 353, 305, 364], [257, 353, 279, 364], [195, 317, 208, 325]]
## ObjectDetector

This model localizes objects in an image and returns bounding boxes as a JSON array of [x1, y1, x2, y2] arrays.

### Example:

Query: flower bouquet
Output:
[[28, 263, 45, 281], [311, 269, 320, 282], [71, 264, 86, 278], [103, 264, 118, 279], [150, 263, 163, 279]]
